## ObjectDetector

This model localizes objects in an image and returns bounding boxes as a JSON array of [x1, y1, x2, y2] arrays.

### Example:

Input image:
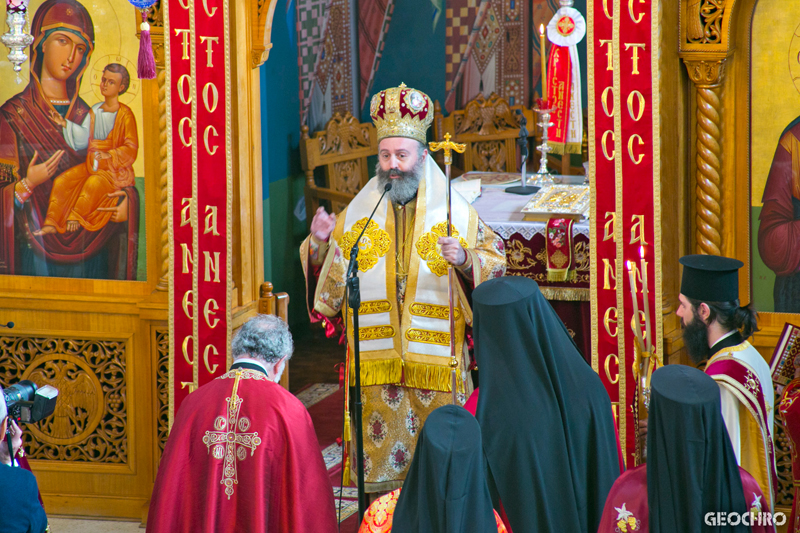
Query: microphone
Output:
[[0, 322, 13, 328], [346, 183, 392, 278]]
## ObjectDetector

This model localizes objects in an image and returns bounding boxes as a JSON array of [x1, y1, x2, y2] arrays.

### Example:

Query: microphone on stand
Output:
[[346, 182, 392, 279], [0, 322, 14, 328], [345, 180, 391, 520]]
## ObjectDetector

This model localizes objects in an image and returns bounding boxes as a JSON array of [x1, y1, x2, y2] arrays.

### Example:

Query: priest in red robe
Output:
[[146, 315, 338, 533], [598, 365, 769, 533]]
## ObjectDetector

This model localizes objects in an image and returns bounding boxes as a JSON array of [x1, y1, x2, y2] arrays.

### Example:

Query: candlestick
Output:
[[639, 246, 652, 352], [626, 261, 644, 350], [540, 24, 547, 101]]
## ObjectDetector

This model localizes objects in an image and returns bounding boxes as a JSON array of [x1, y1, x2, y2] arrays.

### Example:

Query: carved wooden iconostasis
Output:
[[677, 0, 800, 518], [0, 0, 275, 522]]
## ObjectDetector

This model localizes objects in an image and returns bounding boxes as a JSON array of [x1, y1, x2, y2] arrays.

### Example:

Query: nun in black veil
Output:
[[472, 276, 621, 533]]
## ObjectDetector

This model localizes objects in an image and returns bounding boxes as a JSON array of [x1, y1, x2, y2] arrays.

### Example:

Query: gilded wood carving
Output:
[[156, 329, 169, 457], [0, 336, 127, 463]]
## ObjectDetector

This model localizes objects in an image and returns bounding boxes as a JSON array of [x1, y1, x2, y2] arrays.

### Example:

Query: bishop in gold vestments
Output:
[[300, 84, 506, 491]]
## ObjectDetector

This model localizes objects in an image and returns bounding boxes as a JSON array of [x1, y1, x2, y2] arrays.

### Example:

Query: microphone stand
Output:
[[346, 183, 391, 521]]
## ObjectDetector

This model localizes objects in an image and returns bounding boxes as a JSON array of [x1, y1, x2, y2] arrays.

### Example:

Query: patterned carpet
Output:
[[299, 383, 360, 530]]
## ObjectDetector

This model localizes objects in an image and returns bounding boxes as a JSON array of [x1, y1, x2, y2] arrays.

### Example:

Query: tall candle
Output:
[[626, 261, 644, 351], [540, 24, 547, 101], [640, 246, 652, 352]]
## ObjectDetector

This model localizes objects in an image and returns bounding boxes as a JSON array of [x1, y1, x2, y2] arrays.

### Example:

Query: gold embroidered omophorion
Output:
[[340, 218, 392, 272], [202, 370, 263, 499]]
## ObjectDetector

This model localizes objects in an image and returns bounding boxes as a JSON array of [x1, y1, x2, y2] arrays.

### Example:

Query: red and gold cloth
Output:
[[358, 488, 508, 533], [147, 368, 338, 533], [590, 0, 663, 468], [780, 378, 800, 532], [597, 465, 771, 533], [545, 217, 575, 282], [546, 45, 572, 151], [166, 0, 233, 420]]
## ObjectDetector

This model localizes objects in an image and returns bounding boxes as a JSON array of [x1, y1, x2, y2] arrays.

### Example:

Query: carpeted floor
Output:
[[300, 383, 361, 532]]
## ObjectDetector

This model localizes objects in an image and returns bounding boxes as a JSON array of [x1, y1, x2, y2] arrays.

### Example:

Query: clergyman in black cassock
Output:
[[392, 405, 500, 532], [473, 276, 621, 533]]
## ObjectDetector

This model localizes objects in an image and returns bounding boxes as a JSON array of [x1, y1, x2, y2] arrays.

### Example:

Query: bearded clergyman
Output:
[[676, 254, 777, 511], [300, 83, 507, 492]]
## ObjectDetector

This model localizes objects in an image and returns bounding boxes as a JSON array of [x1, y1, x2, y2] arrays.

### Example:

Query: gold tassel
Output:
[[342, 455, 351, 486], [343, 412, 351, 442], [403, 361, 465, 393], [349, 358, 403, 387]]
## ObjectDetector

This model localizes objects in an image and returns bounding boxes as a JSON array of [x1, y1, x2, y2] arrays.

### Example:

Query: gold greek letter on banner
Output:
[[358, 325, 395, 341], [628, 0, 645, 23], [359, 300, 392, 314], [405, 328, 451, 346], [409, 302, 462, 320], [604, 354, 620, 384]]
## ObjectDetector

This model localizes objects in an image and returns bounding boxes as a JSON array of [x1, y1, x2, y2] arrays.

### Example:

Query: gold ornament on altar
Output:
[[339, 218, 391, 272], [370, 83, 434, 144], [521, 184, 590, 220], [415, 222, 468, 277]]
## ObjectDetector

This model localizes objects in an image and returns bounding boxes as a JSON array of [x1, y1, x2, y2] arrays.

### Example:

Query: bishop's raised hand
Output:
[[310, 206, 336, 242]]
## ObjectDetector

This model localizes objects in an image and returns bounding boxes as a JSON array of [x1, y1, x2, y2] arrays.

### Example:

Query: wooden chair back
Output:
[[433, 93, 534, 174], [433, 92, 588, 176], [256, 281, 290, 390], [300, 112, 378, 224]]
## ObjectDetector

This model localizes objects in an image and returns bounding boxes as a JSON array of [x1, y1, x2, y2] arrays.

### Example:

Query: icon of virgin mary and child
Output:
[[0, 0, 140, 279]]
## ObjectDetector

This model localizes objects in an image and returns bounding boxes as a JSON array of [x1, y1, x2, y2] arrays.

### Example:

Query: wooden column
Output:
[[683, 58, 726, 256]]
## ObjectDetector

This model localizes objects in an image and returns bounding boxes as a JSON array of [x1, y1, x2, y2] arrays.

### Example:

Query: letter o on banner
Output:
[[627, 90, 645, 121]]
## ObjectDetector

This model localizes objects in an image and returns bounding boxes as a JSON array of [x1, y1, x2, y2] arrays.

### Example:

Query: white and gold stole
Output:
[[318, 157, 477, 392]]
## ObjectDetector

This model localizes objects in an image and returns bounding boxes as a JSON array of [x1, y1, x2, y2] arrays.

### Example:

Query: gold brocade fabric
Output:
[[393, 202, 416, 313], [301, 197, 507, 489], [352, 384, 466, 492]]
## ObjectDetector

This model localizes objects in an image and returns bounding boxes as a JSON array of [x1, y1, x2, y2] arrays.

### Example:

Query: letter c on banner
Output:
[[204, 126, 219, 156], [601, 130, 615, 160], [628, 0, 645, 23], [628, 134, 645, 164], [604, 354, 620, 384], [179, 117, 193, 147], [203, 344, 219, 374], [202, 0, 217, 17], [601, 86, 614, 117], [602, 0, 612, 19], [182, 335, 194, 365]]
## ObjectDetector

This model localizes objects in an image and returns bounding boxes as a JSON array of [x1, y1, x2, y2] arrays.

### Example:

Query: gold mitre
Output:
[[369, 83, 434, 144]]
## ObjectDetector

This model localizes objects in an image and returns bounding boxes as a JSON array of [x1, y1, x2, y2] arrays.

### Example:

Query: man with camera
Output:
[[0, 385, 48, 533]]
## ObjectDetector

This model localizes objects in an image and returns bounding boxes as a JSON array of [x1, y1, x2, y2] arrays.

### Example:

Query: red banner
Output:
[[590, 0, 662, 467], [166, 0, 232, 423], [546, 45, 572, 148]]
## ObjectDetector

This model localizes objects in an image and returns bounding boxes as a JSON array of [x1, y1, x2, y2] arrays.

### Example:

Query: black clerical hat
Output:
[[679, 254, 743, 303]]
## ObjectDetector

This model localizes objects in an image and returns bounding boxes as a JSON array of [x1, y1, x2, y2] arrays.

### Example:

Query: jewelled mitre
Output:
[[369, 83, 434, 144]]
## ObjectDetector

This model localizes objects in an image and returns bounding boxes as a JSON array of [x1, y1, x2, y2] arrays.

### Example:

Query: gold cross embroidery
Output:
[[202, 371, 263, 499]]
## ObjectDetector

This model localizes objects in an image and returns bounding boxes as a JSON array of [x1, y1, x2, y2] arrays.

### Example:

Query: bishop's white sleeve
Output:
[[62, 113, 92, 151], [719, 384, 741, 464]]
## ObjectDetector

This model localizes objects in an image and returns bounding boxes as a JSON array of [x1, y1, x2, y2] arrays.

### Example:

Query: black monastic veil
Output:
[[473, 276, 620, 533]]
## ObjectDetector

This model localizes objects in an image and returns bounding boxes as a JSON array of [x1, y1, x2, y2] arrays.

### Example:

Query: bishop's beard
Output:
[[683, 313, 710, 364], [376, 156, 425, 205]]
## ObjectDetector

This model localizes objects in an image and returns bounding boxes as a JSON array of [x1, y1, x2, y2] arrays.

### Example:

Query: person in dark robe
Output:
[[0, 0, 139, 280], [758, 116, 800, 312], [472, 276, 620, 533], [358, 405, 508, 532], [598, 365, 770, 533], [146, 315, 338, 533]]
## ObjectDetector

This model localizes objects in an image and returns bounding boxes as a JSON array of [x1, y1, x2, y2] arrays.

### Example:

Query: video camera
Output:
[[3, 380, 58, 424]]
